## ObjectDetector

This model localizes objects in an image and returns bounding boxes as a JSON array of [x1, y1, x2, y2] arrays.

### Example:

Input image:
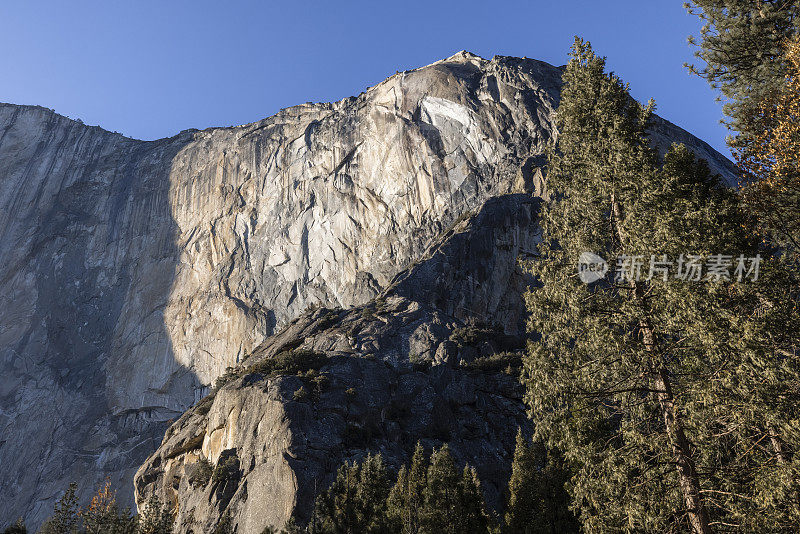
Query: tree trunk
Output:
[[652, 366, 713, 534], [611, 197, 713, 533], [638, 299, 713, 534], [767, 424, 800, 515]]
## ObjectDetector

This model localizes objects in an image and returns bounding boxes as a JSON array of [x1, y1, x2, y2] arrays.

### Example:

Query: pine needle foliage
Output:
[[38, 483, 81, 534], [685, 0, 800, 132], [311, 444, 493, 534], [80, 480, 136, 534], [37, 481, 174, 534], [310, 454, 394, 534], [504, 430, 577, 534], [734, 36, 800, 256], [2, 520, 27, 534], [524, 37, 800, 533]]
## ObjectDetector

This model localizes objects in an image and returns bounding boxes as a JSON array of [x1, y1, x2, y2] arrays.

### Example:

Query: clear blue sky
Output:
[[0, 1, 731, 156]]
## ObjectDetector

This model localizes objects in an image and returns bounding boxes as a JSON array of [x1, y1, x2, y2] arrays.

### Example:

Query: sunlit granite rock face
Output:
[[133, 193, 541, 533], [0, 51, 734, 529]]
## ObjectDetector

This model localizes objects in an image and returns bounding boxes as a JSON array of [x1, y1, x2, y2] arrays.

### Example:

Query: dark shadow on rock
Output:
[[0, 104, 197, 529], [390, 193, 541, 336]]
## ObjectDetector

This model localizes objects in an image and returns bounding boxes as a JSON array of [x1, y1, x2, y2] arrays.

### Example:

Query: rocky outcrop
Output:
[[0, 50, 735, 529], [133, 194, 539, 532], [135, 301, 532, 533]]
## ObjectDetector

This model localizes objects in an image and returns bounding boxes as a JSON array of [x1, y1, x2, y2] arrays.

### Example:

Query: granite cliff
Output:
[[0, 51, 734, 529]]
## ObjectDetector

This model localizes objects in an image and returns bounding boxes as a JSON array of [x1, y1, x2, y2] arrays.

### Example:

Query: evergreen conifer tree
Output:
[[687, 2, 800, 254], [313, 443, 495, 534], [137, 494, 174, 534], [525, 37, 800, 533], [2, 519, 26, 534], [419, 445, 461, 533], [504, 431, 538, 534], [39, 483, 81, 534], [387, 442, 428, 534], [734, 36, 800, 255], [310, 453, 392, 534], [504, 430, 576, 534], [685, 0, 800, 132], [417, 445, 491, 534], [454, 466, 490, 534]]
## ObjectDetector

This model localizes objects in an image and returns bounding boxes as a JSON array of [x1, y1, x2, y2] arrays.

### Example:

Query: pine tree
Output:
[[387, 442, 428, 534], [685, 0, 800, 133], [137, 494, 174, 534], [310, 463, 359, 533], [386, 465, 412, 534], [417, 445, 491, 534], [356, 454, 393, 533], [2, 519, 26, 534], [39, 483, 81, 534], [310, 443, 496, 534], [687, 2, 800, 255], [525, 37, 800, 533], [734, 36, 800, 255], [37, 481, 177, 534], [504, 431, 538, 534], [419, 445, 461, 533], [504, 430, 576, 534], [310, 453, 393, 534], [454, 466, 490, 534]]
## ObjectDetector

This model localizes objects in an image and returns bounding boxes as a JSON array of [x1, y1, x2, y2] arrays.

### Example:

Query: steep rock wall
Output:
[[0, 51, 734, 528]]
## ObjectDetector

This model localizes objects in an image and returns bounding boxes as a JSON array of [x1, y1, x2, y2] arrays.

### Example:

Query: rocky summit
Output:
[[0, 51, 734, 530]]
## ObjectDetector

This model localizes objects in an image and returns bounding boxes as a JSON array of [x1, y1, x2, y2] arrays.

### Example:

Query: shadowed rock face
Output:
[[134, 194, 539, 533], [0, 108, 192, 526], [0, 51, 735, 529]]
